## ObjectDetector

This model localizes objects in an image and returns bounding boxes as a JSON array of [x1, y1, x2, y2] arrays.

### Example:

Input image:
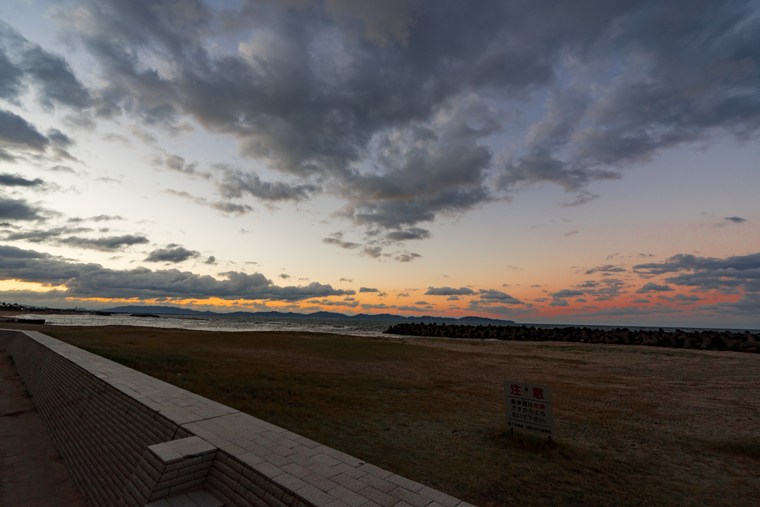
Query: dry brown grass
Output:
[[12, 323, 760, 507]]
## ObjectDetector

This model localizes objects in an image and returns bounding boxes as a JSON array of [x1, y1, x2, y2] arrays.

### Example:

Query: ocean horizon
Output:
[[17, 312, 760, 336]]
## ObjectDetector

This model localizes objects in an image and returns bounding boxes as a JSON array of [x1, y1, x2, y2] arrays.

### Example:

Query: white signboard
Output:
[[505, 381, 554, 436]]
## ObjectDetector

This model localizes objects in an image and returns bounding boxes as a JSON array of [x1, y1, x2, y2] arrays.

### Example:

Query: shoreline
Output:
[[4, 312, 759, 354], [3, 307, 759, 334]]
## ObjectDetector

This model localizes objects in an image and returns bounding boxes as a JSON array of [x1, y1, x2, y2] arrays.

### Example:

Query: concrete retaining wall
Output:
[[1, 329, 473, 507]]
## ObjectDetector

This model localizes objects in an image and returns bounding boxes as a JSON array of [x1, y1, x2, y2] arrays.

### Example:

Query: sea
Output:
[[16, 313, 395, 337], [16, 313, 759, 336]]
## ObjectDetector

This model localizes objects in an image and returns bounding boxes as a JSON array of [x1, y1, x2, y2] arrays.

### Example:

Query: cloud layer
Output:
[[0, 245, 353, 302], [3, 0, 748, 255]]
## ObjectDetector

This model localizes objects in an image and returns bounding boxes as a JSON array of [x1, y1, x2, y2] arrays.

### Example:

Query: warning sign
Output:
[[505, 381, 554, 436]]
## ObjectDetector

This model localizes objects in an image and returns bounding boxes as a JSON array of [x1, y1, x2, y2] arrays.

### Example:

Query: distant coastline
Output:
[[1, 302, 515, 326], [98, 304, 517, 325], [3, 301, 758, 334]]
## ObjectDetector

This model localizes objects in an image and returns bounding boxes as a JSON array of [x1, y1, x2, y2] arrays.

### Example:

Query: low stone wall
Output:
[[0, 329, 472, 507]]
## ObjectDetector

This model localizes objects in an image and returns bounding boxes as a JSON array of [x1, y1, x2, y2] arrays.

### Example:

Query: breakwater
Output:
[[384, 323, 760, 353], [1, 329, 473, 507]]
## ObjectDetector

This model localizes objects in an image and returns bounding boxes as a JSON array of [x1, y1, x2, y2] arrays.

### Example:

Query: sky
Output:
[[0, 0, 759, 329]]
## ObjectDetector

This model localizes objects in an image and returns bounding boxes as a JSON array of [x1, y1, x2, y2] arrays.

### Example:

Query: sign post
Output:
[[505, 381, 554, 438]]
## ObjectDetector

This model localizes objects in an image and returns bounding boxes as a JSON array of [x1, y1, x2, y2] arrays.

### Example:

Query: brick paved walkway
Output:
[[0, 350, 87, 506]]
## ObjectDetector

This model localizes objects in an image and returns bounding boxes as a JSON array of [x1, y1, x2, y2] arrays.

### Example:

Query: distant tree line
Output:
[[0, 301, 35, 311]]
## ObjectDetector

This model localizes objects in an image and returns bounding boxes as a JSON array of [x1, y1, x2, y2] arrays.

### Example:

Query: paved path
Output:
[[0, 350, 87, 506]]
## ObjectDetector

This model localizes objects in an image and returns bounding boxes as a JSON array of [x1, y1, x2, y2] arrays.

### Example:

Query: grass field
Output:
[[15, 324, 760, 506]]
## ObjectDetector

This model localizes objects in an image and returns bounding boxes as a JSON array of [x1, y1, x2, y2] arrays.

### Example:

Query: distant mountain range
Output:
[[99, 305, 516, 326]]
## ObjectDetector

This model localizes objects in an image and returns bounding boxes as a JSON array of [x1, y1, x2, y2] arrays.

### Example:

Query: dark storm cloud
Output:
[[48, 1, 760, 236], [217, 167, 316, 202], [46, 129, 73, 147], [210, 201, 254, 215], [166, 189, 254, 216], [1, 225, 157, 258], [164, 155, 197, 174], [724, 216, 747, 224], [67, 214, 124, 224], [583, 278, 626, 301], [156, 154, 209, 178], [53, 0, 538, 232], [91, 214, 124, 222], [0, 196, 42, 220], [0, 173, 44, 187], [59, 234, 150, 252], [340, 98, 497, 230], [0, 245, 354, 301], [322, 232, 360, 250], [562, 191, 599, 207], [550, 289, 585, 299], [0, 21, 91, 109], [701, 293, 760, 316], [467, 298, 534, 316], [634, 252, 760, 293], [3, 226, 91, 243], [503, 1, 760, 194], [478, 289, 523, 305], [310, 298, 359, 309], [21, 46, 91, 109], [425, 287, 475, 296], [145, 244, 200, 263], [0, 50, 24, 99], [385, 227, 431, 242], [637, 282, 674, 293], [0, 109, 49, 151], [0, 109, 75, 164], [362, 246, 383, 258], [669, 294, 702, 304], [585, 264, 626, 275], [3, 229, 58, 243], [500, 154, 621, 193], [634, 253, 759, 277], [49, 165, 76, 173], [565, 277, 627, 302], [325, 0, 417, 46], [394, 252, 421, 263]]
